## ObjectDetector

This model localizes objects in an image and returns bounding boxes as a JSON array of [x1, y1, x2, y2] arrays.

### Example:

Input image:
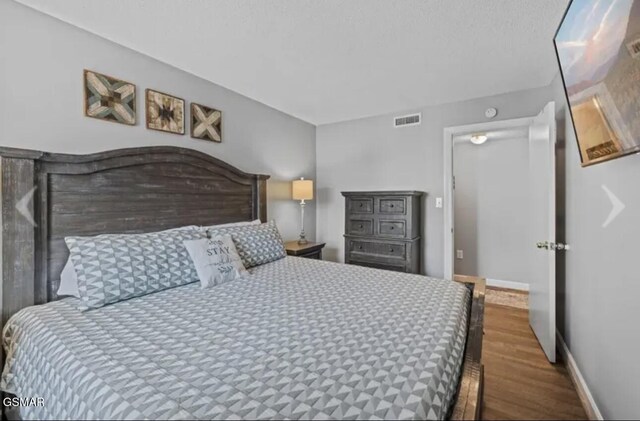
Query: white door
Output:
[[528, 101, 557, 363]]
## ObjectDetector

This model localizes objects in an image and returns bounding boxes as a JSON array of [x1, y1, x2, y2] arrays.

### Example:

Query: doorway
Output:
[[453, 125, 532, 291], [443, 102, 558, 362]]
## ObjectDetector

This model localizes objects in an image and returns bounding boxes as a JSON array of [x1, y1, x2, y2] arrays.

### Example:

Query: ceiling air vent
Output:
[[394, 113, 421, 128]]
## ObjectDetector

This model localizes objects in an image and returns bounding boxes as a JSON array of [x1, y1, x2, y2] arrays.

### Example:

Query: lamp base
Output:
[[297, 200, 308, 245]]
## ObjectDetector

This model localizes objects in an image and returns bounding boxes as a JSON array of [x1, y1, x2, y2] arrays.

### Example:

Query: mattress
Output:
[[1, 257, 470, 420]]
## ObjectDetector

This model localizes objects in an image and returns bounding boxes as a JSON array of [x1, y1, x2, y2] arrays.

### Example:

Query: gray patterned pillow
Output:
[[208, 220, 286, 268], [66, 226, 205, 309]]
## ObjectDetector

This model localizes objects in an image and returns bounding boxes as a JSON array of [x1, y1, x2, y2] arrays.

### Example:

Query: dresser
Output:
[[342, 191, 423, 273]]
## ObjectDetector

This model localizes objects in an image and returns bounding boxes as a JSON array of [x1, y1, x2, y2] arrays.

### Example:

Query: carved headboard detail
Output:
[[0, 146, 269, 326]]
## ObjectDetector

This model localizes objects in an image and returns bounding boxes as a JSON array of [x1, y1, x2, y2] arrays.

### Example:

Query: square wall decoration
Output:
[[145, 89, 185, 134], [84, 70, 136, 125], [191, 103, 222, 142]]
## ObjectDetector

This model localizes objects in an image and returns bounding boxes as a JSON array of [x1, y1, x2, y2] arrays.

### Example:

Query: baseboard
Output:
[[485, 278, 529, 291], [556, 330, 603, 420]]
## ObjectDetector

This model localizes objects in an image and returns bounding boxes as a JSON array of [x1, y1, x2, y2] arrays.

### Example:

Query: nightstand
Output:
[[285, 241, 326, 260]]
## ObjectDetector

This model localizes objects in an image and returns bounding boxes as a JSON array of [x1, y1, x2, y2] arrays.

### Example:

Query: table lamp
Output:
[[292, 177, 313, 244]]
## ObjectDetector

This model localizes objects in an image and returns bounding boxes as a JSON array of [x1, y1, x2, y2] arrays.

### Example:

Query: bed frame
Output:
[[0, 146, 484, 420]]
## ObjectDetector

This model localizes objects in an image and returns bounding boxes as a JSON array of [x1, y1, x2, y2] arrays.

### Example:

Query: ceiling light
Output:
[[470, 134, 488, 145]]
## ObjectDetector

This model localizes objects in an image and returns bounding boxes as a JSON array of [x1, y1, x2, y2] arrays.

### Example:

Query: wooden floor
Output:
[[482, 303, 587, 420]]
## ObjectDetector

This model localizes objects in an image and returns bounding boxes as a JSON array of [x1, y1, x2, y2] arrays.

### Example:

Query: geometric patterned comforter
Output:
[[1, 257, 470, 420]]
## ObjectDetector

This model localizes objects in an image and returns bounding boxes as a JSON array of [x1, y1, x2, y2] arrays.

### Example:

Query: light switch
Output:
[[456, 250, 464, 259], [435, 197, 443, 208]]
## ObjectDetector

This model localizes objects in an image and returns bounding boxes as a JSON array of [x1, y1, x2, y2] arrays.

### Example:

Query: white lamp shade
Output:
[[292, 178, 314, 201]]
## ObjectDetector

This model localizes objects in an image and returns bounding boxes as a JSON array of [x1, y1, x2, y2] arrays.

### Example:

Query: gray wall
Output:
[[453, 136, 533, 285], [552, 73, 640, 419], [316, 86, 552, 277], [0, 0, 316, 242]]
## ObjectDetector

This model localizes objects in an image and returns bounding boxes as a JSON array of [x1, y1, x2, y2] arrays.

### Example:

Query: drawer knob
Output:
[[359, 203, 363, 207], [390, 226, 395, 230], [358, 245, 363, 250], [359, 224, 363, 229], [390, 248, 395, 252], [390, 204, 394, 208]]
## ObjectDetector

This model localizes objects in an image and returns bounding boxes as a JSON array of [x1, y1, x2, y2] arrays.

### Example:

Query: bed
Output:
[[0, 146, 484, 420]]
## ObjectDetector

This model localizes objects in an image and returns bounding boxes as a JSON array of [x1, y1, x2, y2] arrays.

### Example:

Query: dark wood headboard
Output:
[[0, 146, 269, 327]]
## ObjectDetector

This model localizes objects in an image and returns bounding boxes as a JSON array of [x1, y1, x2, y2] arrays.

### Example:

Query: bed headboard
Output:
[[0, 146, 269, 325]]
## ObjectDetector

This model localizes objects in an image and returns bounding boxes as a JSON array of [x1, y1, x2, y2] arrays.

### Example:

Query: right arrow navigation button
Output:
[[602, 185, 625, 228]]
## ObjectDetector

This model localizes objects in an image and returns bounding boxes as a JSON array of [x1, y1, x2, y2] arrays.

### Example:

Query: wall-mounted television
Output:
[[554, 0, 640, 166]]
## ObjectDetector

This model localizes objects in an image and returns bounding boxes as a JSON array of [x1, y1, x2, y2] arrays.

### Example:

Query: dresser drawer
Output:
[[379, 198, 405, 214], [348, 240, 406, 259], [348, 198, 373, 214], [378, 220, 406, 237], [348, 219, 373, 235]]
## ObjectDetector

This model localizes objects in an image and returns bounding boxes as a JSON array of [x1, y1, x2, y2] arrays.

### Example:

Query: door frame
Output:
[[442, 116, 535, 280]]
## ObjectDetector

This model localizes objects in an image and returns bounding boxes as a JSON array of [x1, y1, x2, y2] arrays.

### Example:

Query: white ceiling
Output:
[[15, 0, 569, 125]]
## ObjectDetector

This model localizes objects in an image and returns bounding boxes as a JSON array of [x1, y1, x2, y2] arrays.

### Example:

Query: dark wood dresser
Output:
[[342, 191, 423, 273]]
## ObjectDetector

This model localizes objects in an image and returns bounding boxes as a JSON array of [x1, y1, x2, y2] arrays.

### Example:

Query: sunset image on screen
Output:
[[555, 0, 640, 165]]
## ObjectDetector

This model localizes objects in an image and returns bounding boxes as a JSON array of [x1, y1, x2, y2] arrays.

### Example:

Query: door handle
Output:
[[550, 242, 570, 251], [536, 241, 570, 251]]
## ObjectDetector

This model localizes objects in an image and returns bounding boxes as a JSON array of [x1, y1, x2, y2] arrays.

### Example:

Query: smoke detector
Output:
[[485, 108, 498, 119]]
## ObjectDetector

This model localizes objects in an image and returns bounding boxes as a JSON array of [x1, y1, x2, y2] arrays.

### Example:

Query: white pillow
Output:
[[183, 234, 248, 289], [57, 259, 80, 298]]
